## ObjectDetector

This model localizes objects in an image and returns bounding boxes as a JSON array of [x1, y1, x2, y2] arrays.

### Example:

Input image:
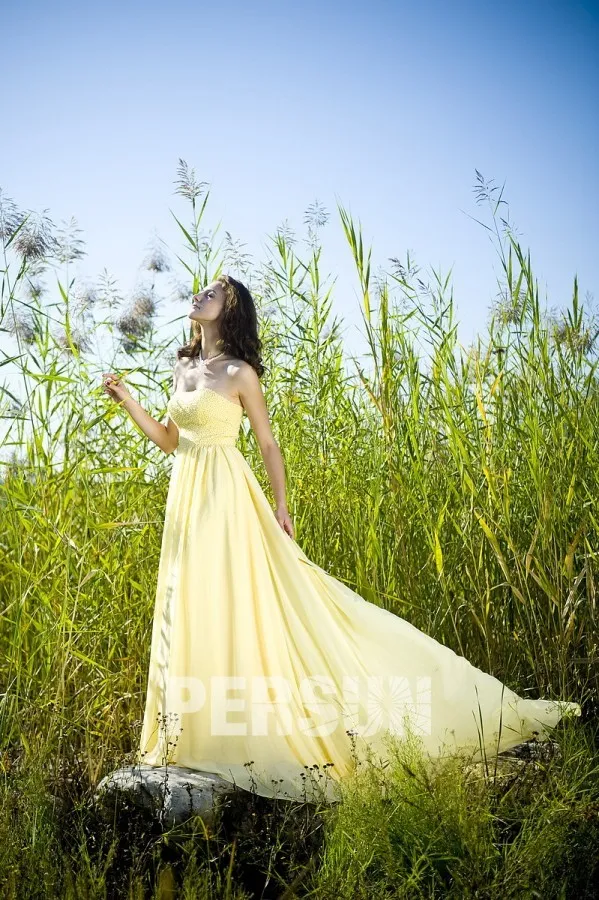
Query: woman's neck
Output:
[[199, 326, 224, 359]]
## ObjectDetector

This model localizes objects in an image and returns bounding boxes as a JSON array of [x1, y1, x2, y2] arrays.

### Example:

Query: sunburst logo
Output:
[[340, 675, 432, 737]]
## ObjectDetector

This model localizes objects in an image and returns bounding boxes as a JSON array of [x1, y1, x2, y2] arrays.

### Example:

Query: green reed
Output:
[[0, 167, 597, 896]]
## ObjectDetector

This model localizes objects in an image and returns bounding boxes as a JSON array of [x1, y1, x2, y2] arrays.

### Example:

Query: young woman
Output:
[[102, 273, 581, 803]]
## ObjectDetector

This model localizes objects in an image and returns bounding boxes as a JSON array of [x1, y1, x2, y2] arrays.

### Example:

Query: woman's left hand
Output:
[[275, 506, 294, 539]]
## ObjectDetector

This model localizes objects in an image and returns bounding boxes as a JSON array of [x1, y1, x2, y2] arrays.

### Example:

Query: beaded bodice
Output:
[[167, 386, 244, 451]]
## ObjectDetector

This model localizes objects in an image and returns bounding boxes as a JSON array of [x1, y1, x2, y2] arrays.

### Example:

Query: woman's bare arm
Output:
[[163, 368, 180, 454], [102, 369, 179, 455], [236, 363, 294, 538]]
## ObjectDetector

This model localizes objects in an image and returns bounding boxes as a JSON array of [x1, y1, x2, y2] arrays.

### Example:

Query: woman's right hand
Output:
[[102, 373, 131, 403]]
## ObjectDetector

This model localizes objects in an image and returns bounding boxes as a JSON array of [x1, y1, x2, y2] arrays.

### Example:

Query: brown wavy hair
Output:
[[176, 274, 265, 378]]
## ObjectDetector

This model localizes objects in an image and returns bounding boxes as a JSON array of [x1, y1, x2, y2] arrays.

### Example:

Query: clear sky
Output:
[[2, 0, 598, 363]]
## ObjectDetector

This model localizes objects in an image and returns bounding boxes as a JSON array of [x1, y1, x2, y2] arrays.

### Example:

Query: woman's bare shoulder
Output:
[[231, 359, 261, 386]]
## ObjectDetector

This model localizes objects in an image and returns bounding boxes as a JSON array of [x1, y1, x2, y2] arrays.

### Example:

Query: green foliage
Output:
[[0, 169, 597, 896]]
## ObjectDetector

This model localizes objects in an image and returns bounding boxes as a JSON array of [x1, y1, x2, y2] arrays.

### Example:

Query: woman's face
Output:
[[189, 281, 226, 322]]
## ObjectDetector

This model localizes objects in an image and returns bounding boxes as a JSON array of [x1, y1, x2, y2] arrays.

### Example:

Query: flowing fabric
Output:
[[137, 387, 581, 803]]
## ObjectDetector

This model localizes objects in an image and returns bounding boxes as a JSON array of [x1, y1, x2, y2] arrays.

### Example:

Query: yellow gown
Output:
[[137, 386, 581, 803]]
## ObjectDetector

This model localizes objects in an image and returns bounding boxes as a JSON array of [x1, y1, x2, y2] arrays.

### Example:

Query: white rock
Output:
[[95, 764, 242, 828]]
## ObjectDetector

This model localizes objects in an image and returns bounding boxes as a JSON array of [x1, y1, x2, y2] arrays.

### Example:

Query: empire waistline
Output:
[[175, 433, 239, 451]]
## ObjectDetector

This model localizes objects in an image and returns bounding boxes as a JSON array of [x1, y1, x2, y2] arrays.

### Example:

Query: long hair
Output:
[[176, 274, 265, 378]]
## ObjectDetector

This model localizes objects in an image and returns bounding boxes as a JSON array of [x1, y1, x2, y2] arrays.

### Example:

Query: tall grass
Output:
[[0, 167, 597, 896]]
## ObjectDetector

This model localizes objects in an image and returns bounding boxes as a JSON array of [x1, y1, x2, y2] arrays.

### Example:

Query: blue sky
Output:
[[2, 0, 598, 364]]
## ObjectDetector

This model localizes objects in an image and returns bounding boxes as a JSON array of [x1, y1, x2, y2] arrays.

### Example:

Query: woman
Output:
[[102, 273, 581, 803]]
